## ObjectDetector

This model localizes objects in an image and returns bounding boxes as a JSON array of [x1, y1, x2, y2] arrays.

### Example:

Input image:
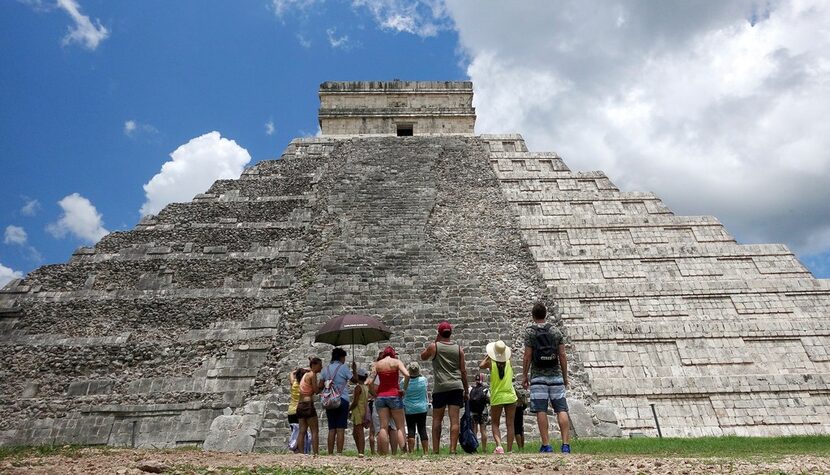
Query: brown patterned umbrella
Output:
[[314, 314, 392, 347]]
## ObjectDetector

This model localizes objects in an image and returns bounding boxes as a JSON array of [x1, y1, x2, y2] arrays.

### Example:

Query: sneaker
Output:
[[539, 444, 553, 453], [561, 444, 571, 454], [494, 446, 504, 454]]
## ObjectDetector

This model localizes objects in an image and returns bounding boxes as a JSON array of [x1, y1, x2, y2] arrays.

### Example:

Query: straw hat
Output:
[[486, 340, 511, 363]]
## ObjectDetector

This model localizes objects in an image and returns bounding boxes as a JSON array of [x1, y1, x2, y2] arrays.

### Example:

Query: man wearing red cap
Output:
[[420, 320, 469, 454]]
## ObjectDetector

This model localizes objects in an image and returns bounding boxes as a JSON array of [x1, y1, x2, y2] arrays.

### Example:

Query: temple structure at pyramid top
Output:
[[318, 80, 476, 136]]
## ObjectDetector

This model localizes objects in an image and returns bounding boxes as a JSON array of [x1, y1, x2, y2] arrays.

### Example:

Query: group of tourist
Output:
[[286, 302, 571, 455]]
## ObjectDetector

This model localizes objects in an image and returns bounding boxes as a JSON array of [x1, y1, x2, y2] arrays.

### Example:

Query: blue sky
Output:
[[2, 0, 830, 283]]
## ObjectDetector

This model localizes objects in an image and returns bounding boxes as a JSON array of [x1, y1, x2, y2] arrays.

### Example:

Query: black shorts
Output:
[[288, 413, 299, 425], [513, 406, 525, 435], [405, 412, 429, 441], [432, 389, 464, 409]]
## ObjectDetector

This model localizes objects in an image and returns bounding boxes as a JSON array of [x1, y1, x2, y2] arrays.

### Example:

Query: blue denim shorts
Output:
[[374, 396, 404, 410]]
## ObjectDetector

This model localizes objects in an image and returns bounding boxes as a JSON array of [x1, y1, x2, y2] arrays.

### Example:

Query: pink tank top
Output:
[[299, 373, 315, 397]]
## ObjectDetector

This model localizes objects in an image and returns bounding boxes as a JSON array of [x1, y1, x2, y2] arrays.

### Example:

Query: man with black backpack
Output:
[[522, 302, 571, 454]]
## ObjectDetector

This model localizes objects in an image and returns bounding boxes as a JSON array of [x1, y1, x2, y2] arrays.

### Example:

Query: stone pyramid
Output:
[[1, 81, 828, 451]]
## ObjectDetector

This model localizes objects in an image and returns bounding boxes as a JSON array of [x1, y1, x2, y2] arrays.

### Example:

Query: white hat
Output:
[[486, 340, 511, 363]]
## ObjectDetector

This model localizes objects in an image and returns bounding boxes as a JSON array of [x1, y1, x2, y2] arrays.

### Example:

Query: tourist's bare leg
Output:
[[490, 404, 503, 450], [505, 403, 516, 452], [392, 408, 407, 453], [448, 404, 460, 453], [431, 406, 445, 454], [309, 416, 319, 455], [557, 410, 570, 445], [327, 422, 335, 454], [336, 428, 345, 453], [378, 407, 390, 455], [298, 418, 308, 454], [477, 421, 487, 452], [536, 410, 549, 446], [353, 423, 365, 454]]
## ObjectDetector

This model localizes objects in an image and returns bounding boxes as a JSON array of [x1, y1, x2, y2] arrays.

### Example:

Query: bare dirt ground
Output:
[[2, 448, 830, 475]]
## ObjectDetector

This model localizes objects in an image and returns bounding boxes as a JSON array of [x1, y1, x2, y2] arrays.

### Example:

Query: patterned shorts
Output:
[[529, 376, 568, 413]]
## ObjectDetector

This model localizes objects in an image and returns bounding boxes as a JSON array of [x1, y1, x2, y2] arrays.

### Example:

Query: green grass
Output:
[[3, 435, 829, 467], [553, 435, 830, 458], [339, 435, 830, 458]]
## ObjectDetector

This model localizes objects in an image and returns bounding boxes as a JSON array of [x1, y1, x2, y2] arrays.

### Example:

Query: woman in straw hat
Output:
[[480, 340, 518, 454]]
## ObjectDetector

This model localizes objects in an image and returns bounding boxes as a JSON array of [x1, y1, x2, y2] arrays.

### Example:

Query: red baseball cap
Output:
[[437, 321, 452, 334]]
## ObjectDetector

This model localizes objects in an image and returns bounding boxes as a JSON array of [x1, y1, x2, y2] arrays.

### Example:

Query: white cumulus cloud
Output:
[[326, 27, 353, 49], [124, 119, 158, 138], [352, 0, 449, 37], [46, 193, 108, 243], [0, 263, 23, 288], [56, 0, 109, 50], [139, 131, 252, 216], [446, 0, 830, 258], [265, 119, 276, 136], [4, 225, 27, 246], [20, 199, 41, 217]]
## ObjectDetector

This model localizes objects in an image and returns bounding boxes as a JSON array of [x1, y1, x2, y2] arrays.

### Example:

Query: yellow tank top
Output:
[[288, 380, 301, 415], [489, 360, 518, 406]]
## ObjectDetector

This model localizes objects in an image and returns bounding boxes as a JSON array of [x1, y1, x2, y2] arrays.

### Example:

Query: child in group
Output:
[[480, 341, 518, 454], [349, 368, 370, 455], [468, 373, 490, 453], [513, 376, 530, 451]]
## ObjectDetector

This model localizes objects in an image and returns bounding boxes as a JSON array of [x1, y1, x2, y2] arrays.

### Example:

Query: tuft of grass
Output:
[[0, 444, 88, 461], [173, 465, 374, 475]]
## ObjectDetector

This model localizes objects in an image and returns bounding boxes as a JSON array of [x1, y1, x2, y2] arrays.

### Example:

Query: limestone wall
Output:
[[0, 139, 332, 448], [484, 134, 830, 437]]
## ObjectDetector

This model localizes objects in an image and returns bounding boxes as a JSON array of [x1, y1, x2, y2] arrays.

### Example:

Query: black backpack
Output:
[[532, 324, 559, 369], [459, 401, 479, 454], [469, 385, 489, 413]]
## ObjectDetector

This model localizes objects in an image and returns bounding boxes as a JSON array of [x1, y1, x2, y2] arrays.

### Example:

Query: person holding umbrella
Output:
[[319, 348, 358, 455], [313, 314, 393, 454]]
